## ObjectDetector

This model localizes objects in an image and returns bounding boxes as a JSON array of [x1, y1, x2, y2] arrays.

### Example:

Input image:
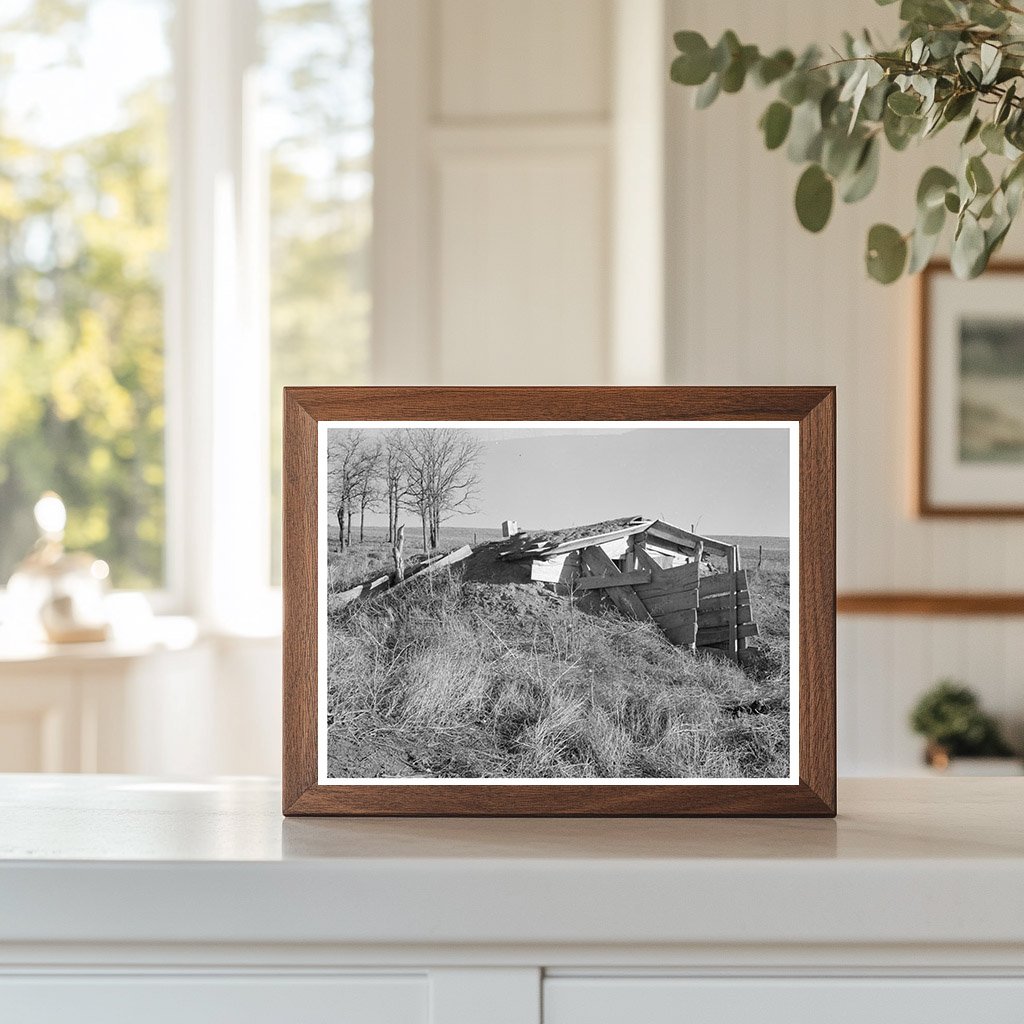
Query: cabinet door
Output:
[[0, 974, 428, 1024], [544, 977, 1024, 1024]]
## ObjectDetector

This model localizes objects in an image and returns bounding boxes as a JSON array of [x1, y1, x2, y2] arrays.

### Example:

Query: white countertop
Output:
[[1, 775, 1022, 952]]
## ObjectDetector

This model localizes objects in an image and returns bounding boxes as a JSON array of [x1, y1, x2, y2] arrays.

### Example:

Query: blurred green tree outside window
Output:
[[0, 0, 171, 589], [263, 0, 372, 583]]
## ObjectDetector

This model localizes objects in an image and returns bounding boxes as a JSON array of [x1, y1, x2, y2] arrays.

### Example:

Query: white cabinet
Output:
[[0, 975, 428, 1024], [544, 978, 1024, 1024], [1, 778, 1022, 1024]]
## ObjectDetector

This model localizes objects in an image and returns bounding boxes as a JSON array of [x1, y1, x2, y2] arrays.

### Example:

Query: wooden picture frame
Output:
[[917, 260, 1024, 517], [283, 387, 836, 817]]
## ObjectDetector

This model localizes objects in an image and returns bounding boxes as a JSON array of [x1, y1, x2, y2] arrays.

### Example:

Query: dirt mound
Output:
[[460, 541, 533, 585]]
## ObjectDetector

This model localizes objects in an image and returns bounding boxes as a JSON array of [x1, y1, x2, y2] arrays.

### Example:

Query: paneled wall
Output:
[[374, 0, 665, 386], [665, 0, 1024, 772]]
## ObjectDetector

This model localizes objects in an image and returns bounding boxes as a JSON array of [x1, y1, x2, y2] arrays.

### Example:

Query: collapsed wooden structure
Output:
[[333, 544, 473, 608], [499, 516, 756, 662]]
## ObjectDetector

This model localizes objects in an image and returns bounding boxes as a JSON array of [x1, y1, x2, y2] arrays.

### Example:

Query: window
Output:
[[0, 0, 172, 589], [262, 0, 373, 581], [0, 0, 373, 613]]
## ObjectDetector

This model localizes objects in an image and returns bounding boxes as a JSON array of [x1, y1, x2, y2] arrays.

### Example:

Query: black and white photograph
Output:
[[318, 422, 797, 784]]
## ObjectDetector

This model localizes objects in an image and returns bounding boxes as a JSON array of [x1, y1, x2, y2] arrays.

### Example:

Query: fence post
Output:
[[726, 545, 739, 660]]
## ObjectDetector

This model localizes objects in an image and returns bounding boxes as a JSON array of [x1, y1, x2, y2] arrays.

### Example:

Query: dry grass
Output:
[[326, 560, 791, 780]]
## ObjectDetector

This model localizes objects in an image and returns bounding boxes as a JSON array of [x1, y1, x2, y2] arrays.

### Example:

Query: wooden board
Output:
[[648, 520, 733, 557], [653, 608, 697, 632], [698, 589, 751, 612], [580, 546, 652, 622], [698, 570, 747, 598], [576, 570, 652, 590], [663, 622, 697, 646], [636, 588, 700, 617], [391, 545, 473, 590], [697, 605, 753, 629], [334, 573, 391, 608], [633, 547, 666, 578], [696, 622, 759, 645], [530, 552, 581, 584], [503, 521, 654, 561]]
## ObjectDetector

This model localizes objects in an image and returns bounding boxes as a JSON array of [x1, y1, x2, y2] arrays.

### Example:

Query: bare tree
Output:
[[327, 431, 376, 550], [380, 430, 409, 544], [400, 428, 482, 551], [352, 440, 381, 543]]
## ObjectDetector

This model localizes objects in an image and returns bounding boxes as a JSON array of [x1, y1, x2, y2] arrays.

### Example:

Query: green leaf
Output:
[[866, 223, 908, 283], [962, 115, 983, 145], [795, 164, 834, 232], [981, 122, 1005, 155], [967, 154, 995, 196], [951, 212, 987, 278], [787, 101, 823, 162], [754, 49, 795, 87], [842, 137, 880, 203], [760, 102, 793, 150], [694, 73, 721, 109], [779, 74, 807, 106], [944, 190, 961, 213], [721, 44, 759, 93], [917, 166, 957, 210], [710, 31, 740, 73], [908, 221, 942, 273], [888, 91, 921, 116], [980, 41, 1002, 86], [996, 83, 1017, 125], [970, 2, 1009, 29], [671, 32, 713, 86]]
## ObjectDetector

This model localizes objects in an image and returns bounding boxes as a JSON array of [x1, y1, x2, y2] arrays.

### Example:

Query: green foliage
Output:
[[670, 0, 1024, 282], [909, 680, 1015, 756]]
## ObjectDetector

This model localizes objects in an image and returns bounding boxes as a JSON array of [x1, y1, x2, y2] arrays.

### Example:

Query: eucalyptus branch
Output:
[[670, 0, 1024, 283]]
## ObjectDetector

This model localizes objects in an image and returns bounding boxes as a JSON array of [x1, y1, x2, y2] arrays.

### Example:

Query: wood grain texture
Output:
[[837, 592, 1024, 615], [916, 260, 1024, 518], [282, 386, 836, 817]]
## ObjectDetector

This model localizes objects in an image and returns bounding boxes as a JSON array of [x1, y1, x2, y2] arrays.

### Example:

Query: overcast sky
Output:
[[328, 425, 792, 538]]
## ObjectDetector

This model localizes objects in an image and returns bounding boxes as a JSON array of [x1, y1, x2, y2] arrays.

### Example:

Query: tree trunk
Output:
[[347, 508, 353, 547], [392, 524, 405, 582], [337, 504, 345, 550], [359, 499, 366, 542]]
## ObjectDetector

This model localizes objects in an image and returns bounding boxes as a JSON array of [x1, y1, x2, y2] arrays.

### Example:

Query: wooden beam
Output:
[[837, 592, 1024, 616], [697, 622, 759, 646], [500, 521, 654, 561], [636, 588, 699, 617], [697, 605, 753, 628], [575, 570, 652, 590], [333, 573, 391, 608], [648, 520, 732, 557], [390, 544, 473, 590], [725, 546, 739, 659], [652, 608, 697, 631], [580, 546, 653, 622], [698, 570, 747, 598]]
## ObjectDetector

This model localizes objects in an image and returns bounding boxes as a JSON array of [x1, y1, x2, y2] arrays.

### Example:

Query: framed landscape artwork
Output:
[[918, 262, 1024, 517], [282, 387, 836, 816]]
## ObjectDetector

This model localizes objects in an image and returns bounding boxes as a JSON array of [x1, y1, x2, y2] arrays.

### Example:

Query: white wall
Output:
[[665, 0, 1024, 772]]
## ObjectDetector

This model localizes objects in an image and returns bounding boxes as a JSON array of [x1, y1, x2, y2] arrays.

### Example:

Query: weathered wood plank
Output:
[[698, 570, 748, 598], [391, 544, 473, 590], [653, 608, 697, 632], [725, 546, 739, 659], [696, 622, 759, 645], [636, 588, 700, 617], [633, 546, 667, 578], [576, 570, 652, 590], [633, 564, 700, 600], [663, 622, 697, 646], [334, 574, 391, 607], [648, 520, 733, 557], [697, 589, 751, 612], [502, 521, 654, 561], [580, 546, 652, 622], [697, 604, 753, 628], [530, 552, 581, 584]]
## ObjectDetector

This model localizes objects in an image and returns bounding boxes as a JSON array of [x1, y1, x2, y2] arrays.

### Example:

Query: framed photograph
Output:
[[918, 261, 1024, 517], [283, 387, 835, 816]]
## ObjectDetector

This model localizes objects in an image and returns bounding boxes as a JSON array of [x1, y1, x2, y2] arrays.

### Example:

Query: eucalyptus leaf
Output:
[[888, 90, 921, 115], [760, 101, 793, 150], [795, 164, 834, 232], [981, 121, 1006, 155], [842, 137, 881, 203], [967, 154, 995, 195], [787, 101, 823, 162], [952, 212, 987, 278], [908, 221, 942, 273], [917, 166, 957, 210], [694, 73, 721, 109], [866, 223, 908, 283]]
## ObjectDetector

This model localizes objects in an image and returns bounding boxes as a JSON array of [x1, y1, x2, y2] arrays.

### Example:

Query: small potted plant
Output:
[[910, 680, 1020, 774]]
